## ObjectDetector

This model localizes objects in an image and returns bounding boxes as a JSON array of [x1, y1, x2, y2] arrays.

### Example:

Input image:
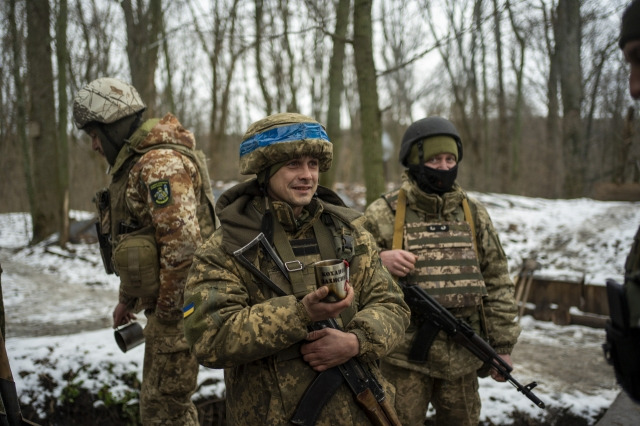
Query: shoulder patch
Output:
[[149, 180, 172, 208]]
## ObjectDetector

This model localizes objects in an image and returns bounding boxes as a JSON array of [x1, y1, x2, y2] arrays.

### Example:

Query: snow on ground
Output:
[[1, 191, 639, 424]]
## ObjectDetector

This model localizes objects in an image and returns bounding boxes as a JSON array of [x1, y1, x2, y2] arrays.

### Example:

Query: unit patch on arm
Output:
[[149, 180, 172, 208]]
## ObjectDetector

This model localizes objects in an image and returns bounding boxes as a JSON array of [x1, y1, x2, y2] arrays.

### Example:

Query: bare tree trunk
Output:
[[26, 0, 61, 243], [9, 0, 35, 224], [56, 0, 70, 247], [555, 0, 584, 197], [492, 0, 509, 193], [121, 0, 163, 117], [321, 0, 350, 189], [254, 0, 273, 115], [353, 0, 384, 205], [278, 0, 298, 112], [506, 0, 526, 191], [543, 1, 563, 198]]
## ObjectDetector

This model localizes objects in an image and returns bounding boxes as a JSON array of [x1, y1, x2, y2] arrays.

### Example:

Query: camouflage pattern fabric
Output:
[[140, 312, 199, 425], [183, 185, 410, 425], [99, 113, 213, 424], [108, 114, 215, 322], [363, 172, 519, 421], [382, 362, 480, 426]]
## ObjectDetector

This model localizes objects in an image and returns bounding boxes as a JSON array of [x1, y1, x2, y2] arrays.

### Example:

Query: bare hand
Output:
[[301, 328, 359, 371], [112, 303, 136, 328], [301, 284, 354, 322], [491, 354, 513, 382], [380, 249, 417, 277]]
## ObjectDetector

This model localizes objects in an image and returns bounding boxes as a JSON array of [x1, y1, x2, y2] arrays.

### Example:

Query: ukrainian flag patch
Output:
[[183, 302, 195, 318]]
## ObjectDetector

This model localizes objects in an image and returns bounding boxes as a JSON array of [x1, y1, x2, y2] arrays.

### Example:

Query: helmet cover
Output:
[[73, 77, 146, 129]]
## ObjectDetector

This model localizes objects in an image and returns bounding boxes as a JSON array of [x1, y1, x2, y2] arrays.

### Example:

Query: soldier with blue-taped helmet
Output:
[[182, 112, 410, 425]]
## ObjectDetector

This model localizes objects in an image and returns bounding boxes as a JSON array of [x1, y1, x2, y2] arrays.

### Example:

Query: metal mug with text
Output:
[[313, 259, 349, 301]]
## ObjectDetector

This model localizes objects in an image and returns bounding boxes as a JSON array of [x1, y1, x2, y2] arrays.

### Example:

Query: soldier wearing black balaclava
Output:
[[364, 117, 520, 426]]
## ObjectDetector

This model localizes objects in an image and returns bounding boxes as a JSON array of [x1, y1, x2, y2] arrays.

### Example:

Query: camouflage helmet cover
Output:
[[72, 77, 146, 129], [399, 116, 463, 166], [239, 112, 333, 175]]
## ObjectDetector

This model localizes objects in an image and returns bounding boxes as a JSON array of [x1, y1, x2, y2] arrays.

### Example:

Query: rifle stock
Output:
[[401, 282, 546, 409]]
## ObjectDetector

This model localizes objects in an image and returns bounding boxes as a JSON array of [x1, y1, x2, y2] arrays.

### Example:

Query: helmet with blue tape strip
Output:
[[239, 112, 333, 175]]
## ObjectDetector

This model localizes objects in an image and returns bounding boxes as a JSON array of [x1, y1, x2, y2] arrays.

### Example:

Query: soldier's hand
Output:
[[380, 249, 417, 277], [491, 354, 513, 382], [301, 283, 354, 322], [112, 302, 136, 328], [301, 328, 359, 371]]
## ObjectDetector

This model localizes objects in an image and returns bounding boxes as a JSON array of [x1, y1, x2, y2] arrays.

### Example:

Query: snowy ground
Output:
[[1, 190, 640, 424]]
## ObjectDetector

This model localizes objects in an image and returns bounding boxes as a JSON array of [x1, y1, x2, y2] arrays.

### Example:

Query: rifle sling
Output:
[[290, 367, 344, 426]]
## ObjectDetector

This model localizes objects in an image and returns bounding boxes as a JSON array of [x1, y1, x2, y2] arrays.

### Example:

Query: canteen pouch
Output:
[[113, 226, 160, 298]]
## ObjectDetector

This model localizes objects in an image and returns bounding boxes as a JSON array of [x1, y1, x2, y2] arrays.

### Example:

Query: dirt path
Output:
[[1, 248, 117, 337]]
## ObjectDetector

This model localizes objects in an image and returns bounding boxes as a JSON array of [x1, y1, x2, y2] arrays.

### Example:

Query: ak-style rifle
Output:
[[234, 232, 401, 426]]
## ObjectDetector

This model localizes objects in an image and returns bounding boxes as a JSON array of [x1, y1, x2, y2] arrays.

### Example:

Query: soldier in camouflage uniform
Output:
[[603, 0, 640, 403], [182, 112, 410, 425], [72, 77, 219, 425], [363, 117, 520, 425]]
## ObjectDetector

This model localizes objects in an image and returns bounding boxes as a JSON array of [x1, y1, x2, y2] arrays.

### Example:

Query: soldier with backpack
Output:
[[72, 77, 219, 425]]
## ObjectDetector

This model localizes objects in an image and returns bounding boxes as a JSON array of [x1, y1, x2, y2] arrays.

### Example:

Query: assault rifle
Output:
[[401, 282, 546, 409], [234, 233, 401, 426]]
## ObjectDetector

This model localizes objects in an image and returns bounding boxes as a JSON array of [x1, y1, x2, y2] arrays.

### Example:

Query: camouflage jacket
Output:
[[183, 179, 410, 425], [625, 224, 640, 327], [363, 173, 520, 379], [109, 114, 216, 322]]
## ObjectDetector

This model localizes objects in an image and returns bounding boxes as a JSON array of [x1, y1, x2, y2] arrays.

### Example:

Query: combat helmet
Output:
[[239, 112, 333, 175], [399, 116, 463, 167], [72, 77, 146, 130]]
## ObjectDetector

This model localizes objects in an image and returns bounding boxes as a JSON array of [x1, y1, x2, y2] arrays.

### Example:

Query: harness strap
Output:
[[392, 189, 407, 250], [272, 220, 308, 298], [462, 198, 478, 256]]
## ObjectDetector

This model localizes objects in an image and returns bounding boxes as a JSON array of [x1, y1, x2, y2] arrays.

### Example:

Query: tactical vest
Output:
[[95, 134, 219, 292], [384, 190, 487, 309], [259, 205, 359, 329]]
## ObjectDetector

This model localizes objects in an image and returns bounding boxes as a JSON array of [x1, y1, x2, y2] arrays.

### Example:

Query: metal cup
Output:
[[314, 259, 349, 301], [114, 321, 145, 353]]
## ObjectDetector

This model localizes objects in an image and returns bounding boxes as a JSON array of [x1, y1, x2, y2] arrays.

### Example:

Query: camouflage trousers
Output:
[[141, 312, 199, 426], [381, 361, 480, 426]]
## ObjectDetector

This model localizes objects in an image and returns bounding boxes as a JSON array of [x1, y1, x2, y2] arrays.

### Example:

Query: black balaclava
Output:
[[96, 113, 142, 166], [407, 140, 458, 195]]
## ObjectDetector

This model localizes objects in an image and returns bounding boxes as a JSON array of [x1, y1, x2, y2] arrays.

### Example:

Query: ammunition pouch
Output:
[[113, 226, 160, 298]]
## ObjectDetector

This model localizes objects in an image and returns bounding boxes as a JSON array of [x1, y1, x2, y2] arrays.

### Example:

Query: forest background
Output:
[[0, 0, 639, 247]]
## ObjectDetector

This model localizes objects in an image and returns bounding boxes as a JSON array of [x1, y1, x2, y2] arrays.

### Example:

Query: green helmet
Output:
[[398, 116, 463, 167], [72, 77, 146, 129], [239, 112, 333, 175]]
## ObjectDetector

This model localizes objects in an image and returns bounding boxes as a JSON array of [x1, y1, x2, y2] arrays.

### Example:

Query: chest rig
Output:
[[260, 204, 358, 327], [389, 189, 487, 309]]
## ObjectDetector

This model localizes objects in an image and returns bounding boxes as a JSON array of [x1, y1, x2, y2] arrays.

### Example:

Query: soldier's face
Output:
[[87, 129, 105, 157], [424, 152, 457, 170], [267, 156, 319, 217], [623, 39, 640, 100]]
